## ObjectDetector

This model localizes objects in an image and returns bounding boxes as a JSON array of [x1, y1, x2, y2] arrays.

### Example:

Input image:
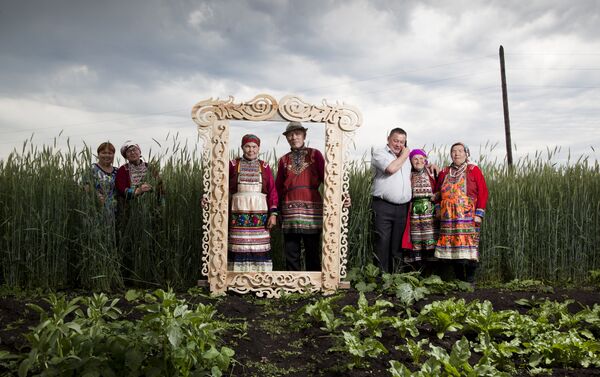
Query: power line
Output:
[[295, 55, 496, 93], [343, 71, 495, 99], [508, 67, 600, 71], [2, 54, 600, 142], [0, 119, 193, 146], [509, 84, 600, 89], [506, 52, 600, 56]]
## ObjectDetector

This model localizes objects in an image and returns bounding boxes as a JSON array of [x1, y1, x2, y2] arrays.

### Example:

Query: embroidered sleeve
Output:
[[470, 165, 489, 212], [229, 160, 238, 195], [115, 165, 130, 198], [263, 162, 279, 213], [275, 156, 286, 208]]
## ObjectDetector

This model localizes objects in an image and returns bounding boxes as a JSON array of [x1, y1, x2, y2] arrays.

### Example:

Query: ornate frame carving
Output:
[[191, 94, 362, 297]]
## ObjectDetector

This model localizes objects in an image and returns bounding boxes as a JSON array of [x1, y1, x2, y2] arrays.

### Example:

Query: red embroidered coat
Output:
[[275, 147, 325, 234]]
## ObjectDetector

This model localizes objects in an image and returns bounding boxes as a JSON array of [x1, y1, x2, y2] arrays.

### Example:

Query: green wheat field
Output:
[[1, 137, 599, 291]]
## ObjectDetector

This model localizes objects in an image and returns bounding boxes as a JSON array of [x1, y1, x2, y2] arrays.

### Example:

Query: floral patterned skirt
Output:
[[405, 197, 439, 263], [434, 196, 479, 261]]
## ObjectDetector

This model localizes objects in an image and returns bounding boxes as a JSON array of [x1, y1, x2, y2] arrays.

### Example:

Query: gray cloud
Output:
[[0, 0, 599, 163]]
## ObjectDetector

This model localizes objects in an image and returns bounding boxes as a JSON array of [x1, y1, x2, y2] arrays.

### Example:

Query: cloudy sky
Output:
[[1, 0, 599, 165]]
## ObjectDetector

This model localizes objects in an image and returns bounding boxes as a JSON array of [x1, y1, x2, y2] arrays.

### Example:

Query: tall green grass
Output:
[[481, 149, 600, 284], [0, 137, 598, 289], [0, 135, 204, 290], [0, 139, 81, 288]]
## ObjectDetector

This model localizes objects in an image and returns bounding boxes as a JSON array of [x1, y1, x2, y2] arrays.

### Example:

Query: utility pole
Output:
[[499, 45, 513, 166]]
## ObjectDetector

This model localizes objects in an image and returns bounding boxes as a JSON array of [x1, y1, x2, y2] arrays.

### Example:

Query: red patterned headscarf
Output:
[[241, 134, 260, 147], [120, 141, 140, 158]]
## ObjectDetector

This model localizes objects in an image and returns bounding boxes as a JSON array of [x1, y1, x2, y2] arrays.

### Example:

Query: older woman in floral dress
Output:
[[228, 134, 278, 272], [88, 142, 118, 217], [435, 142, 488, 284]]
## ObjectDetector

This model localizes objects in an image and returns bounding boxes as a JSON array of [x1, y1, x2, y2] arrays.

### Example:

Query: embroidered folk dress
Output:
[[405, 168, 439, 263], [435, 163, 488, 261], [228, 158, 278, 272], [116, 162, 148, 200], [275, 147, 325, 234], [90, 163, 118, 216]]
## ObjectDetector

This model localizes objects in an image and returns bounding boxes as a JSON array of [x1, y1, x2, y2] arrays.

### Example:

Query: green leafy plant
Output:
[[560, 304, 600, 333], [505, 311, 552, 344], [419, 274, 462, 295], [428, 338, 474, 376], [473, 333, 520, 374], [318, 292, 393, 370], [589, 270, 600, 287], [346, 264, 380, 293], [303, 295, 343, 332], [134, 288, 235, 376], [419, 298, 467, 339], [463, 300, 515, 337], [19, 293, 84, 376], [9, 290, 235, 377], [382, 272, 426, 300], [334, 330, 388, 370], [503, 279, 554, 293], [514, 295, 549, 309], [341, 292, 393, 338], [395, 338, 429, 364], [0, 350, 20, 372], [524, 329, 600, 368], [390, 314, 420, 338], [390, 337, 512, 377]]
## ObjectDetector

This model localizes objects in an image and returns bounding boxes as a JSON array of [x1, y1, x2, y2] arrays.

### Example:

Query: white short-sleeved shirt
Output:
[[371, 145, 412, 204]]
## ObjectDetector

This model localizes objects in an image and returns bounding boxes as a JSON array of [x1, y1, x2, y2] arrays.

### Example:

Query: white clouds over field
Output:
[[0, 0, 599, 162]]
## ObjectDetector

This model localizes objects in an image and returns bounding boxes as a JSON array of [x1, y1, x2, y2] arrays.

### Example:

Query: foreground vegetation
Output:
[[0, 138, 599, 290], [0, 288, 234, 377], [1, 269, 600, 376]]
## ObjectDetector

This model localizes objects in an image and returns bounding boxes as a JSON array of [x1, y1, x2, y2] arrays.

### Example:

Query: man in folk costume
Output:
[[276, 122, 325, 271]]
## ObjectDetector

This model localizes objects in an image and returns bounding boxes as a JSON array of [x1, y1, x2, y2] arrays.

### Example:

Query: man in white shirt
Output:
[[371, 128, 412, 273]]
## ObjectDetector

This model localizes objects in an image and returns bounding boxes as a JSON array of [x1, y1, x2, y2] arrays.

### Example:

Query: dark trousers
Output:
[[284, 232, 321, 271], [372, 197, 409, 273], [453, 260, 478, 283]]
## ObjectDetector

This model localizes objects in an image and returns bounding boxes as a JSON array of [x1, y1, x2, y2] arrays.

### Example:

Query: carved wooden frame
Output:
[[191, 94, 362, 297]]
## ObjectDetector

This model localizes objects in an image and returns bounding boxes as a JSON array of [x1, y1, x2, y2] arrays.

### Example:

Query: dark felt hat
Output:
[[282, 121, 308, 135]]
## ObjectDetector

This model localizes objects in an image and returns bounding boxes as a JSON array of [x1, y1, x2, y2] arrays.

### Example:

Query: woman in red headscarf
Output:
[[434, 142, 488, 284], [228, 134, 278, 272]]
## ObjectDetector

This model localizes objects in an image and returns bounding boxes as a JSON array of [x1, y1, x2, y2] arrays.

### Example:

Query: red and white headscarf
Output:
[[241, 134, 260, 147], [120, 141, 140, 158]]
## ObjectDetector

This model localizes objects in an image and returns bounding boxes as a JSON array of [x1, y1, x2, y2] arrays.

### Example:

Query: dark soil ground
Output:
[[1, 287, 600, 376]]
